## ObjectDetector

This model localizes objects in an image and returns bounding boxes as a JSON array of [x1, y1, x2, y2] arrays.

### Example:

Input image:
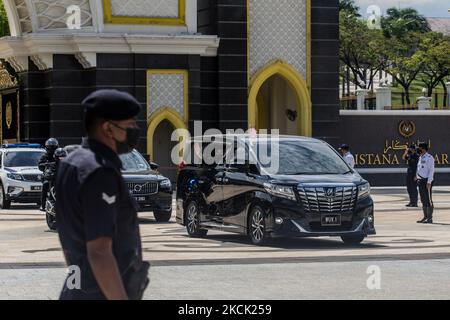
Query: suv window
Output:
[[120, 150, 150, 172], [257, 140, 351, 175], [3, 151, 45, 168]]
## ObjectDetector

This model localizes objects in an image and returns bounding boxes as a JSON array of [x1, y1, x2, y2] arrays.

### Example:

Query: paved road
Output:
[[1, 188, 450, 300]]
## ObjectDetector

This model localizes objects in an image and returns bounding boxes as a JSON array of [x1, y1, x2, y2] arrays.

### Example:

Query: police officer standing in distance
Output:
[[56, 90, 149, 300], [339, 144, 355, 169], [402, 145, 419, 207], [416, 142, 435, 224]]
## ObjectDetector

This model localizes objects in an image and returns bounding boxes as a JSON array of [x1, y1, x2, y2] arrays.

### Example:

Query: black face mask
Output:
[[417, 148, 424, 155], [111, 124, 141, 155]]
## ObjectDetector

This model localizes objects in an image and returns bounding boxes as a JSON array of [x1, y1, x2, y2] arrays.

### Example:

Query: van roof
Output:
[[189, 134, 324, 144]]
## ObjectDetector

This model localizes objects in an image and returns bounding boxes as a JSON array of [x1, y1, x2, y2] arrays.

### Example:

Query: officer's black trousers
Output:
[[59, 281, 106, 300], [41, 181, 49, 208], [406, 174, 418, 205], [418, 179, 434, 208]]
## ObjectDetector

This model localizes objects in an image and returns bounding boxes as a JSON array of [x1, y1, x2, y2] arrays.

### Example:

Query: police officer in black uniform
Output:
[[38, 138, 59, 211], [55, 90, 149, 300], [402, 144, 419, 207]]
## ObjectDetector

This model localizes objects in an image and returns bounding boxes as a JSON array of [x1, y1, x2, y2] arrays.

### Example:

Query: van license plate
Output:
[[136, 197, 147, 202], [321, 215, 341, 226], [31, 186, 42, 191]]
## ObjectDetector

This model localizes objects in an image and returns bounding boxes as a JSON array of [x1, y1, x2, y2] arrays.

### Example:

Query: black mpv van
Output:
[[176, 135, 375, 245]]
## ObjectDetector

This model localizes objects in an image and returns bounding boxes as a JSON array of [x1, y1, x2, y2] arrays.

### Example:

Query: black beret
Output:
[[418, 142, 429, 150], [82, 89, 142, 120]]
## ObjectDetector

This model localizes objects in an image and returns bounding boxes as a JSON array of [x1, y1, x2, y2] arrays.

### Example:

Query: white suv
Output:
[[0, 144, 46, 209]]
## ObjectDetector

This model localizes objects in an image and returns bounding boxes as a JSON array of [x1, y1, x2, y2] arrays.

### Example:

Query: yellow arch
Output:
[[248, 60, 312, 137], [147, 107, 188, 162]]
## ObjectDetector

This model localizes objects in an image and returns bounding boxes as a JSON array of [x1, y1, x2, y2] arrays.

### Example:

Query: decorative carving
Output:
[[30, 54, 53, 70], [33, 0, 93, 30], [249, 0, 307, 79], [0, 69, 18, 89], [6, 101, 13, 129], [14, 0, 33, 34], [110, 0, 179, 18], [5, 56, 28, 73], [148, 71, 186, 120], [75, 52, 97, 69]]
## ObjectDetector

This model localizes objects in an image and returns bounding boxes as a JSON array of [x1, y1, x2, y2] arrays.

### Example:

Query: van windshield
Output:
[[256, 140, 351, 175]]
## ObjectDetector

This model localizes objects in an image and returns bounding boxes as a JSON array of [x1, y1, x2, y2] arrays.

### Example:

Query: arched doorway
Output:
[[147, 107, 188, 182], [153, 120, 178, 182], [248, 60, 312, 136]]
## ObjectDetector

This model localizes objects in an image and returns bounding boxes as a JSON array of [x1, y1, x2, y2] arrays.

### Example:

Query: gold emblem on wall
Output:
[[5, 101, 12, 129], [399, 121, 416, 138]]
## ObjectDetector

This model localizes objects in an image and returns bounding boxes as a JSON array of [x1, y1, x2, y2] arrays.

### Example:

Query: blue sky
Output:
[[355, 0, 450, 18]]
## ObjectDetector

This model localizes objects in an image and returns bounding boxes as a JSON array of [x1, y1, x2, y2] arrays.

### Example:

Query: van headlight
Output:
[[264, 183, 296, 201], [358, 183, 371, 200], [159, 179, 172, 190], [7, 173, 24, 181]]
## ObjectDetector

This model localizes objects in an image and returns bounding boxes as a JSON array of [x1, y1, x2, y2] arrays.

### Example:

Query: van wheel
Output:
[[248, 205, 269, 246], [185, 201, 208, 238], [154, 210, 172, 223], [341, 235, 365, 245], [0, 184, 11, 209]]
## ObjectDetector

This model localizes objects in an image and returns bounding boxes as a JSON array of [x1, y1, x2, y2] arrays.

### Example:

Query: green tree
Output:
[[0, 1, 9, 37], [383, 33, 423, 105], [339, 0, 361, 17], [340, 11, 387, 91], [416, 32, 450, 97], [382, 7, 430, 38]]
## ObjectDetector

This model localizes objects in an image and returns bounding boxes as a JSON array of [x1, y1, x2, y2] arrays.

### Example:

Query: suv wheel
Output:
[[248, 206, 269, 246], [185, 201, 208, 238], [0, 184, 11, 209], [341, 235, 365, 245], [154, 210, 172, 223]]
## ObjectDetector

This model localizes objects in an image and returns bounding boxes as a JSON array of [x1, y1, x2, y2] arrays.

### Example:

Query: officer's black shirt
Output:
[[55, 138, 142, 294], [406, 153, 419, 175], [38, 152, 56, 171]]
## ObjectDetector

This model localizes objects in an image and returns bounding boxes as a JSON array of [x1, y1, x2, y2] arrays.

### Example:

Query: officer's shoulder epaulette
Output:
[[68, 147, 119, 184]]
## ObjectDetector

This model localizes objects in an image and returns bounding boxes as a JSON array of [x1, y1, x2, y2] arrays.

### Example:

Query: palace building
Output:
[[0, 0, 339, 180]]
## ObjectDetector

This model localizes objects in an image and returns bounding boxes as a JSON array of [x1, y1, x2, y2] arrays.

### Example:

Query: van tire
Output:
[[185, 201, 208, 238]]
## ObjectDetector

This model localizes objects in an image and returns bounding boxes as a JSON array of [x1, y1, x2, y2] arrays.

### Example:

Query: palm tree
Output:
[[382, 8, 430, 38]]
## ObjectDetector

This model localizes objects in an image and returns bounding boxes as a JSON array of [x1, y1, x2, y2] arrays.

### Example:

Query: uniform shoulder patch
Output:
[[102, 193, 117, 205]]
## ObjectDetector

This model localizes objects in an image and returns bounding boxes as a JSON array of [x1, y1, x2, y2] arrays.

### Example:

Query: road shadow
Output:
[[203, 234, 385, 250], [138, 218, 177, 225]]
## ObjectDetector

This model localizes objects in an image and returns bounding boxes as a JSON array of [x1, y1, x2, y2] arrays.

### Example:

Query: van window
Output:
[[257, 140, 350, 175]]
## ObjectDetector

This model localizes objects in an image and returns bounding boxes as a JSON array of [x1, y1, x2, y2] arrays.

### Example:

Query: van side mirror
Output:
[[143, 154, 151, 162], [150, 162, 159, 171], [247, 163, 259, 175]]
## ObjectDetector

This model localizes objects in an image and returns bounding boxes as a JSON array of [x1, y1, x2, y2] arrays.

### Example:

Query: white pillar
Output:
[[446, 82, 450, 107], [375, 86, 392, 110], [417, 96, 432, 110], [356, 89, 367, 110]]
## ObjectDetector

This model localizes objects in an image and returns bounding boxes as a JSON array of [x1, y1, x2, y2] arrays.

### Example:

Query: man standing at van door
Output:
[[416, 142, 435, 224], [340, 144, 355, 169]]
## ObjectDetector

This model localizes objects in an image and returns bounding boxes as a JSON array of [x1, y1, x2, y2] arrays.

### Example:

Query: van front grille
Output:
[[297, 185, 357, 213]]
